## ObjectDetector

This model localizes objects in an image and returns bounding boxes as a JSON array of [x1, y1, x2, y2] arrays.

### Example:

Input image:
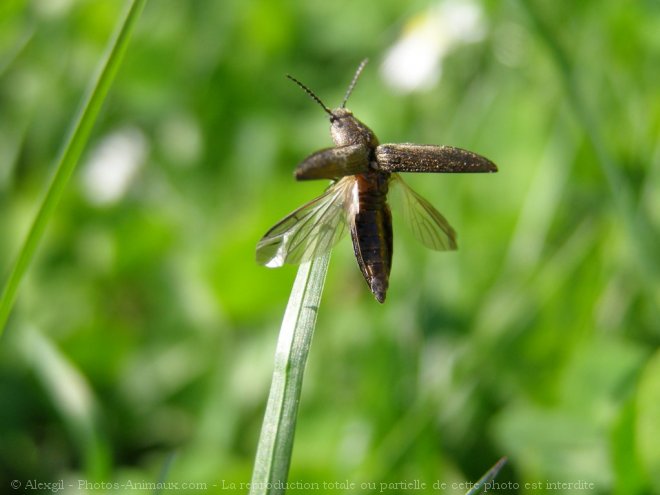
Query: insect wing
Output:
[[376, 144, 497, 173], [391, 174, 457, 251], [256, 179, 352, 267]]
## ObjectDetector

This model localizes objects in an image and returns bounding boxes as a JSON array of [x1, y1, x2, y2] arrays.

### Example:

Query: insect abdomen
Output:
[[349, 173, 393, 303]]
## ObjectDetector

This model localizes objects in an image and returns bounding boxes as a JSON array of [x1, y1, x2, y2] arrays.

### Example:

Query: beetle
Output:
[[256, 59, 497, 303]]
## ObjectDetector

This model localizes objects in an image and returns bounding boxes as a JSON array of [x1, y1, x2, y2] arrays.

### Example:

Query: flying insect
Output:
[[256, 59, 497, 303]]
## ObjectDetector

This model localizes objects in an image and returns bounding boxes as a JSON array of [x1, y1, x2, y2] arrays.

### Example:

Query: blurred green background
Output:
[[1, 0, 659, 493]]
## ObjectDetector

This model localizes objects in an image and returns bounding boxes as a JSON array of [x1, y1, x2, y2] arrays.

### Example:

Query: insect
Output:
[[256, 59, 497, 303]]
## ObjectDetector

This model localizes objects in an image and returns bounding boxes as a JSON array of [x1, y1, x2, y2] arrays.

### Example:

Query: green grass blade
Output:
[[153, 451, 177, 495], [250, 254, 330, 495], [16, 326, 109, 478], [518, 0, 660, 286], [465, 457, 507, 495], [0, 0, 147, 336]]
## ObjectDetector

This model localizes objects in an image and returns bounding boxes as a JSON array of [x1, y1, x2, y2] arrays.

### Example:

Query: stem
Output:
[[249, 254, 330, 495], [0, 0, 147, 336], [466, 457, 507, 495]]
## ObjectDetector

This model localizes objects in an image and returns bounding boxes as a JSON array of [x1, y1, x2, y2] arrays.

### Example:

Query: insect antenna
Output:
[[286, 74, 333, 118], [341, 58, 368, 108]]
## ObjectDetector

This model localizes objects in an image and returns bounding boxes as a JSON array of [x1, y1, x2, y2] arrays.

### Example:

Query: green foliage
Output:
[[0, 0, 146, 335], [0, 0, 658, 493]]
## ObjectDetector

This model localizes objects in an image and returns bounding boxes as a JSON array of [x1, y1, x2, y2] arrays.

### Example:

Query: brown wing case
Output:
[[295, 144, 370, 180], [375, 144, 497, 173]]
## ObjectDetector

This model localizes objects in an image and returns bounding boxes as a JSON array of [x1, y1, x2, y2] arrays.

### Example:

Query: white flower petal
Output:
[[82, 127, 148, 206]]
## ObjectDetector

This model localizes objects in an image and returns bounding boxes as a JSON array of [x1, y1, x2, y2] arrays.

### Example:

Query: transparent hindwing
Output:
[[391, 173, 457, 251], [256, 177, 353, 267]]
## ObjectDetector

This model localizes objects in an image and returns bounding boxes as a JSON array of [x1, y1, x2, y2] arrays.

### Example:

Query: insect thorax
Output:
[[330, 108, 379, 149]]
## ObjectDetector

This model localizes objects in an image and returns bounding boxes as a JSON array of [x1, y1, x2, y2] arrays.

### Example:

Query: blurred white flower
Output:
[[381, 0, 486, 93], [82, 127, 148, 206]]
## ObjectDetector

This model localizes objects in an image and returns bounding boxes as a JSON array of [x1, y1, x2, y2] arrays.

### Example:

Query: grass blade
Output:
[[518, 0, 660, 287], [16, 326, 108, 477], [0, 0, 147, 336], [465, 457, 508, 495], [250, 253, 330, 495]]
